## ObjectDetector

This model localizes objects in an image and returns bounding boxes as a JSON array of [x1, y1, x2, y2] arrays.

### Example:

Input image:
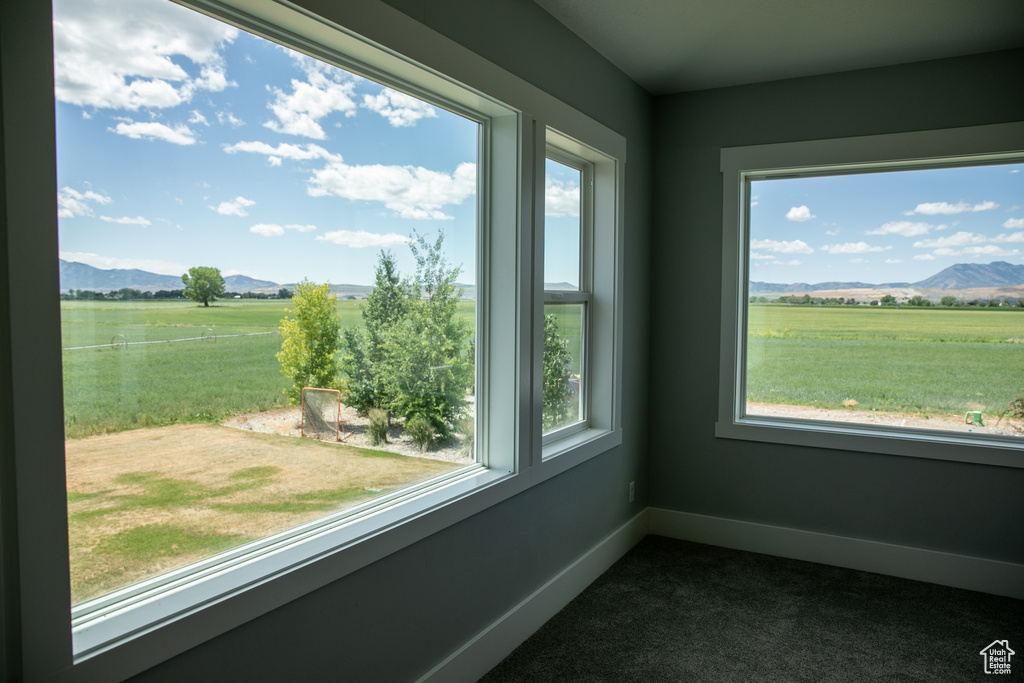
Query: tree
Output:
[[182, 266, 225, 307], [343, 233, 473, 436], [387, 231, 472, 436], [879, 294, 896, 305], [343, 250, 410, 415], [542, 313, 573, 431], [277, 279, 342, 405], [278, 288, 292, 299], [940, 295, 957, 307]]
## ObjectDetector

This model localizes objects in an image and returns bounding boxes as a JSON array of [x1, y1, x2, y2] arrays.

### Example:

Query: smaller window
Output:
[[542, 155, 590, 437], [718, 122, 1024, 469]]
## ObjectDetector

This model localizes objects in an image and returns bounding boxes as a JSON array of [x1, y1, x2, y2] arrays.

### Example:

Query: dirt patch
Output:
[[747, 402, 1024, 437], [65, 422, 466, 603], [221, 400, 474, 464]]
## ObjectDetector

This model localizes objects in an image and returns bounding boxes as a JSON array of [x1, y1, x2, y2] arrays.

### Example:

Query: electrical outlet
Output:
[[629, 481, 635, 503]]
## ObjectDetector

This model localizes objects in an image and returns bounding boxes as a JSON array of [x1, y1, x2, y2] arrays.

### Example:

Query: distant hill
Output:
[[752, 261, 1024, 295], [59, 259, 278, 293], [911, 261, 1024, 289], [223, 274, 278, 291], [59, 259, 183, 292], [750, 280, 887, 294]]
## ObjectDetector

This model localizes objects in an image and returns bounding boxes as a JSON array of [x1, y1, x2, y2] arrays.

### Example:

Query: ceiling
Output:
[[532, 0, 1024, 95]]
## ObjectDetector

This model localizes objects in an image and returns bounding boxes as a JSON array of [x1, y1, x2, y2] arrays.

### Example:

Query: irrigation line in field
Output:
[[62, 330, 278, 351]]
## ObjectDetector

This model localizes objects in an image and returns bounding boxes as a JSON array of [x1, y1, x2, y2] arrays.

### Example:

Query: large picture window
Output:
[[718, 123, 1024, 468], [56, 0, 482, 610], [3, 0, 624, 677]]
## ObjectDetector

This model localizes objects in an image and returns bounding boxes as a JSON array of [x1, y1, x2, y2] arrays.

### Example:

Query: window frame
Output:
[[537, 128, 623, 465], [1, 0, 625, 678], [542, 148, 593, 442], [717, 121, 1024, 470]]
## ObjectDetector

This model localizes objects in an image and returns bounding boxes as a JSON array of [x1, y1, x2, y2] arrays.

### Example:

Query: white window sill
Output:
[[716, 416, 1024, 469]]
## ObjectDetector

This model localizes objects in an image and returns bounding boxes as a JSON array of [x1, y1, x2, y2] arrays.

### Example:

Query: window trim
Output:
[[717, 121, 1024, 470], [538, 129, 623, 462], [2, 0, 625, 679], [542, 149, 593, 442]]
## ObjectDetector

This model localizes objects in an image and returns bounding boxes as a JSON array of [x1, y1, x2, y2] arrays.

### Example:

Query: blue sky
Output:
[[53, 0, 584, 288], [749, 162, 1024, 285]]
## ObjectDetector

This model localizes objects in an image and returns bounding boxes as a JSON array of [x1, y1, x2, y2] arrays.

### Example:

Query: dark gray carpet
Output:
[[480, 536, 1023, 682]]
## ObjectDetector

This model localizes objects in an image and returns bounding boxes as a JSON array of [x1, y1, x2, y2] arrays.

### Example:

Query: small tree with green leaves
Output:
[[940, 295, 958, 307], [277, 279, 341, 405], [542, 313, 573, 432], [182, 266, 225, 307], [343, 250, 409, 415], [386, 231, 472, 436], [879, 294, 897, 306]]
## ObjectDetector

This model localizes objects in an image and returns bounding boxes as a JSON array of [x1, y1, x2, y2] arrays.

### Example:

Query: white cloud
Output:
[[308, 161, 476, 220], [912, 231, 987, 249], [211, 196, 256, 216], [1003, 218, 1024, 229], [217, 111, 245, 128], [223, 140, 342, 163], [820, 242, 891, 255], [914, 254, 936, 260], [315, 230, 411, 248], [264, 61, 358, 139], [249, 223, 318, 237], [250, 223, 284, 237], [361, 87, 438, 127], [545, 176, 580, 217], [992, 231, 1024, 243], [57, 186, 112, 218], [749, 252, 775, 260], [52, 0, 236, 111], [884, 258, 904, 264], [188, 110, 209, 126], [99, 215, 151, 226], [764, 260, 802, 266], [785, 205, 816, 222], [749, 239, 814, 254], [825, 228, 840, 236], [959, 245, 1021, 257], [907, 200, 999, 215], [59, 251, 188, 275], [866, 221, 937, 237], [112, 120, 197, 145], [849, 258, 868, 263]]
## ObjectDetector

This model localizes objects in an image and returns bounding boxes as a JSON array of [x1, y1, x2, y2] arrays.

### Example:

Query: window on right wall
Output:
[[717, 122, 1024, 469]]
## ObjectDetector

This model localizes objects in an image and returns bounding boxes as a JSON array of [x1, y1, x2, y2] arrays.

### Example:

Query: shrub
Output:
[[542, 313, 573, 431], [405, 414, 435, 452], [1006, 392, 1024, 435], [368, 408, 389, 445]]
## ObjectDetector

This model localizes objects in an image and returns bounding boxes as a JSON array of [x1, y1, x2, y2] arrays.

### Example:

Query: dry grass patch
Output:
[[66, 423, 461, 603]]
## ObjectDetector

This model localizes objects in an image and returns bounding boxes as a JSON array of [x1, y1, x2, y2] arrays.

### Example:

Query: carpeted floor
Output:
[[480, 535, 1023, 682]]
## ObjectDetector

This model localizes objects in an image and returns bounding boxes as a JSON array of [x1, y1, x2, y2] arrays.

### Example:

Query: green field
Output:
[[62, 299, 477, 438], [747, 305, 1024, 416]]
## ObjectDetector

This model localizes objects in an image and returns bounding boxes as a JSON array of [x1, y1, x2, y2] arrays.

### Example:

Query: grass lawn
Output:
[[747, 305, 1024, 416], [66, 423, 462, 603], [61, 298, 477, 437]]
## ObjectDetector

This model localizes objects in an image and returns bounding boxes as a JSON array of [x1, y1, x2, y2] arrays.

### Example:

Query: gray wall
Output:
[[649, 49, 1024, 564], [121, 0, 652, 681]]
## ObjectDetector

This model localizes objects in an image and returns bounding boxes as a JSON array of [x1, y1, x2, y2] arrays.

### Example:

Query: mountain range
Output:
[[59, 259, 277, 293], [57, 259, 504, 301], [750, 261, 1024, 295]]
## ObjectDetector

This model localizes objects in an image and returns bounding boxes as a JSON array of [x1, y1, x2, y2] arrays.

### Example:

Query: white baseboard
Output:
[[649, 508, 1024, 600], [417, 508, 649, 683]]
